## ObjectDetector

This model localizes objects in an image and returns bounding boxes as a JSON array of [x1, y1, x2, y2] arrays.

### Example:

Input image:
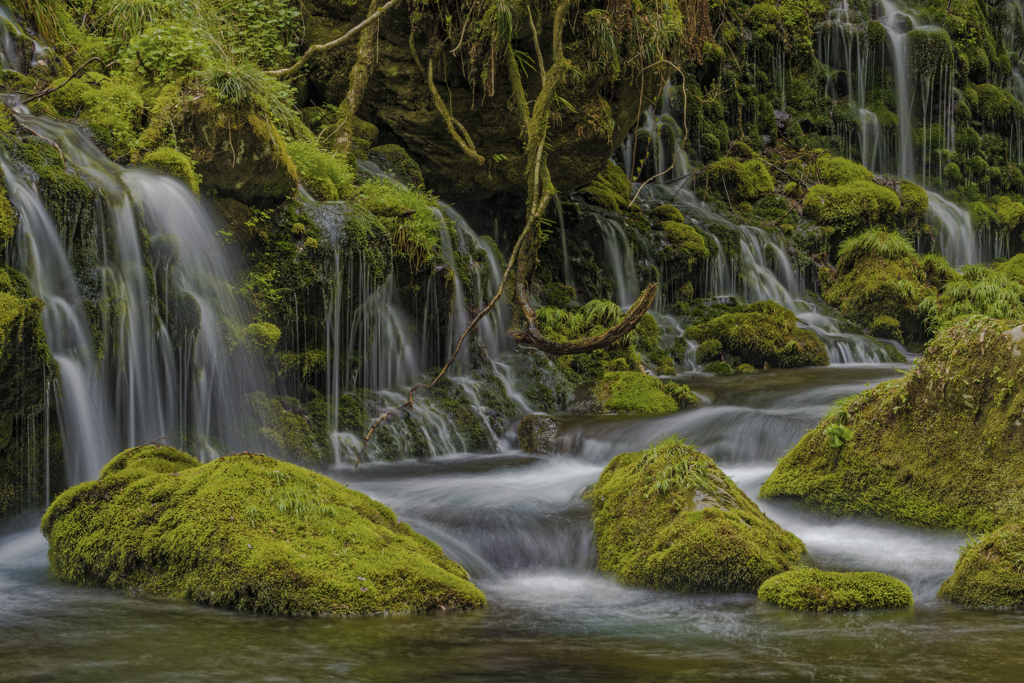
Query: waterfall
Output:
[[3, 105, 265, 480]]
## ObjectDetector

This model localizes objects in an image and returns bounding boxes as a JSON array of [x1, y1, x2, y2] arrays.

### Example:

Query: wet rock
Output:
[[41, 446, 485, 615], [517, 414, 559, 454], [584, 438, 804, 592], [759, 568, 913, 611], [939, 522, 1024, 607]]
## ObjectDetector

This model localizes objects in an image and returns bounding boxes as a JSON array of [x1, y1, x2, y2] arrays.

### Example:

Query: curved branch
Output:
[[267, 0, 403, 79]]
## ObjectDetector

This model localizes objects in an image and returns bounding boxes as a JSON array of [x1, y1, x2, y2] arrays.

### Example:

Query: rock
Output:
[[41, 446, 486, 615], [589, 371, 700, 414], [183, 96, 298, 207], [686, 300, 829, 369], [584, 438, 804, 592], [939, 522, 1024, 607], [759, 568, 913, 611], [517, 414, 559, 454], [761, 316, 1024, 533]]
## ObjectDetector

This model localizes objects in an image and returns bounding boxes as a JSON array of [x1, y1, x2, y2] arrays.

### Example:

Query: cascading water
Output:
[[2, 103, 265, 480]]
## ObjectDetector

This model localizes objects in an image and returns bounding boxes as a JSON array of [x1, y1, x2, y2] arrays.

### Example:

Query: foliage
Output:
[[286, 140, 355, 201], [920, 266, 1024, 332]]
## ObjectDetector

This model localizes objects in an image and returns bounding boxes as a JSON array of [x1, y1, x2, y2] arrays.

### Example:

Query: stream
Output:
[[3, 365, 1022, 681]]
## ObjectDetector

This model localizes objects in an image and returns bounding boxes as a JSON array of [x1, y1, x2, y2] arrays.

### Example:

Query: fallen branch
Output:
[[16, 57, 112, 103], [267, 0, 403, 79]]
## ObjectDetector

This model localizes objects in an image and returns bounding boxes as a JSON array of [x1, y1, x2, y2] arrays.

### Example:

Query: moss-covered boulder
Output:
[[41, 446, 485, 615], [696, 157, 775, 202], [590, 371, 699, 414], [517, 414, 559, 454], [761, 316, 1024, 533], [140, 147, 200, 194], [584, 438, 804, 592], [939, 523, 1024, 607], [758, 568, 913, 611], [802, 180, 900, 234], [183, 96, 298, 207], [685, 301, 829, 368]]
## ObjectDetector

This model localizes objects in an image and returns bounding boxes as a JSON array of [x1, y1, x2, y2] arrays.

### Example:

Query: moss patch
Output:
[[591, 371, 682, 414], [758, 568, 913, 611], [939, 523, 1024, 607], [584, 438, 804, 592], [761, 316, 1024, 533], [41, 445, 485, 615], [685, 301, 829, 368]]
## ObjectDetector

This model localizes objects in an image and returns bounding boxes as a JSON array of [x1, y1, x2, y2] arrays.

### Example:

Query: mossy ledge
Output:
[[584, 438, 804, 593], [41, 445, 485, 616], [761, 316, 1024, 534], [939, 523, 1024, 608], [758, 568, 913, 612]]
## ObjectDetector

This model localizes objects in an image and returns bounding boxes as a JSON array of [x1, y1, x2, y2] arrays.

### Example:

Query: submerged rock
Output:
[[584, 438, 804, 592], [761, 316, 1024, 533], [685, 301, 829, 369], [759, 568, 913, 611], [41, 446, 485, 615], [517, 414, 559, 454], [939, 523, 1024, 607]]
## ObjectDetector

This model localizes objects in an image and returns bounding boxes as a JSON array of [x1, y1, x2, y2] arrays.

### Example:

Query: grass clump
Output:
[[41, 445, 485, 615], [758, 568, 913, 611], [584, 437, 804, 592], [761, 316, 1024, 533], [355, 179, 441, 273], [939, 523, 1024, 607], [286, 140, 355, 202], [920, 266, 1024, 333], [685, 300, 829, 368]]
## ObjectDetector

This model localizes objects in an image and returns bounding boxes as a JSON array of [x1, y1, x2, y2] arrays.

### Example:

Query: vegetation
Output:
[[759, 568, 913, 611], [939, 523, 1024, 607], [584, 437, 804, 592], [41, 445, 486, 615]]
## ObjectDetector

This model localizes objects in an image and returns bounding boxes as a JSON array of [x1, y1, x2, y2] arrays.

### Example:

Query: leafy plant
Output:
[[824, 423, 854, 448]]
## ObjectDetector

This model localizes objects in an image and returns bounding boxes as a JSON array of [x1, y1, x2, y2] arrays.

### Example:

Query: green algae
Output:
[[584, 438, 804, 593], [759, 568, 913, 611], [41, 445, 485, 615]]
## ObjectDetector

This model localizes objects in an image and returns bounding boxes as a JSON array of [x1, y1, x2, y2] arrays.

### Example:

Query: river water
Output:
[[3, 364, 1023, 682]]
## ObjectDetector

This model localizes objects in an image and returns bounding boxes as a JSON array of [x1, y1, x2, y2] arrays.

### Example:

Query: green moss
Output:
[[591, 371, 680, 414], [898, 181, 929, 227], [584, 438, 804, 592], [355, 179, 441, 272], [761, 317, 1024, 533], [244, 321, 281, 357], [41, 446, 485, 615], [697, 157, 774, 202], [920, 266, 1024, 333], [140, 147, 200, 194], [517, 414, 558, 454], [663, 381, 702, 408], [368, 144, 424, 188], [286, 140, 355, 200], [696, 338, 723, 364], [994, 255, 1024, 283], [802, 181, 900, 234], [580, 161, 633, 212], [704, 360, 734, 375], [635, 313, 660, 352], [686, 301, 829, 368], [939, 523, 1024, 607], [80, 76, 145, 161], [0, 183, 15, 248], [239, 394, 324, 467], [662, 221, 710, 269], [759, 568, 913, 611], [814, 155, 873, 185], [429, 376, 493, 452]]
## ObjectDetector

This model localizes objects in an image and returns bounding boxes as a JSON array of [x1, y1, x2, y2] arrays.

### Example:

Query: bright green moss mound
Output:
[[140, 147, 200, 194], [584, 438, 804, 592], [802, 180, 899, 233], [591, 371, 698, 414], [685, 301, 829, 368], [939, 523, 1024, 607], [41, 446, 486, 615], [697, 157, 774, 202], [761, 316, 1024, 533], [758, 568, 913, 611], [580, 161, 633, 212]]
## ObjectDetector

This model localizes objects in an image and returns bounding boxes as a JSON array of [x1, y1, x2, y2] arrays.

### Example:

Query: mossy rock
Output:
[[0, 183, 15, 248], [517, 414, 559, 454], [591, 371, 682, 414], [939, 523, 1024, 607], [802, 180, 900, 234], [368, 144, 424, 188], [685, 301, 829, 368], [580, 162, 632, 212], [758, 568, 913, 611], [140, 147, 200, 194], [184, 96, 298, 207], [696, 157, 774, 202], [584, 438, 804, 592], [41, 446, 486, 615], [761, 317, 1024, 533]]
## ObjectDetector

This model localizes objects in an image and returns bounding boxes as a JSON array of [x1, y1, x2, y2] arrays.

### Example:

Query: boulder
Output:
[[759, 568, 913, 611], [761, 316, 1024, 533], [41, 445, 485, 615], [939, 523, 1024, 607], [517, 414, 559, 454], [584, 437, 804, 592]]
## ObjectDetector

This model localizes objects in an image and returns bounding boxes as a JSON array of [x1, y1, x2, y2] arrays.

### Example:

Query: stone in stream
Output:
[[761, 316, 1024, 535], [758, 568, 913, 611], [41, 445, 485, 615], [517, 414, 559, 454], [939, 522, 1024, 608], [584, 437, 804, 592]]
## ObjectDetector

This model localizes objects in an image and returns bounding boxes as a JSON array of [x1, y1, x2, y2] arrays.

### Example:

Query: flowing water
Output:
[[6, 364, 1024, 681]]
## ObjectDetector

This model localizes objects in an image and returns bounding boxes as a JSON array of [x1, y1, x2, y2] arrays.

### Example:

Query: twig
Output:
[[17, 57, 112, 103]]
